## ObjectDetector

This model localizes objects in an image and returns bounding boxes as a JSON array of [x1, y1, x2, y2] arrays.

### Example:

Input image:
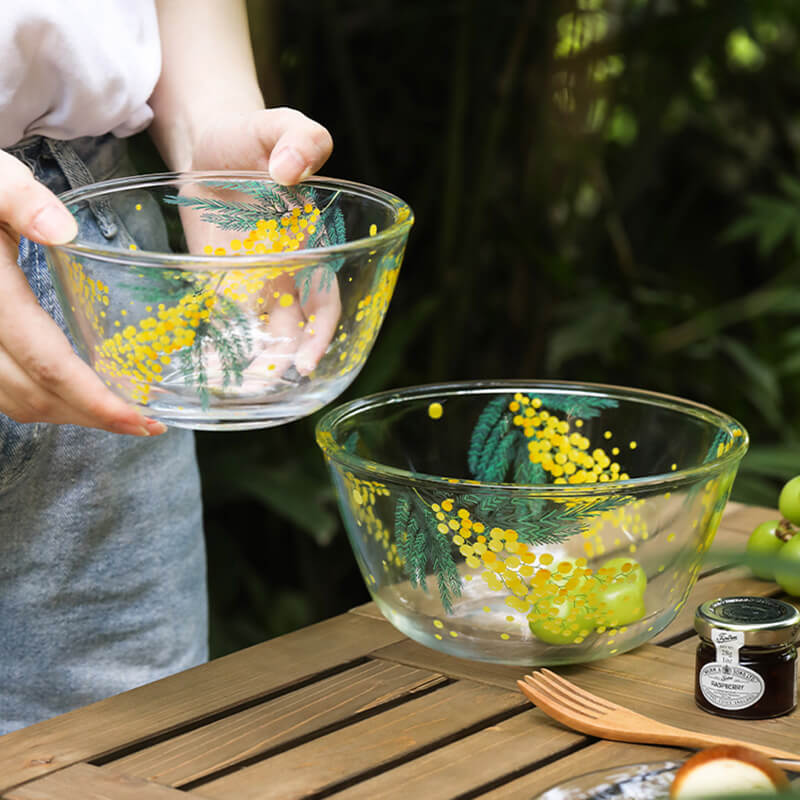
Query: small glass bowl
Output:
[[45, 172, 413, 430], [316, 381, 748, 666]]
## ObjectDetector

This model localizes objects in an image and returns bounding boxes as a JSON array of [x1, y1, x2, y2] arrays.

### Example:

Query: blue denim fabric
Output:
[[0, 135, 208, 735]]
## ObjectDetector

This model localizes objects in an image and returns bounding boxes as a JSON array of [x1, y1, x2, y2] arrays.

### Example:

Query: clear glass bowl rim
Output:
[[315, 379, 750, 497], [52, 170, 414, 269]]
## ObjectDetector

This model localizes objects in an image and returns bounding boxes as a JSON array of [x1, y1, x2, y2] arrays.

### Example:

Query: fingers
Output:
[[0, 347, 153, 434], [189, 107, 332, 183], [256, 108, 333, 185], [0, 156, 158, 434], [295, 270, 342, 375], [0, 150, 77, 244], [0, 235, 165, 435]]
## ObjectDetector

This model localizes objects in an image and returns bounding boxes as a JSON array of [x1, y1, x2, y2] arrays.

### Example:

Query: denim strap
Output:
[[44, 138, 119, 238]]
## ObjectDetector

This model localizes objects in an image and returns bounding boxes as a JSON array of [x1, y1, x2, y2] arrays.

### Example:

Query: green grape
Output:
[[528, 595, 596, 645], [778, 475, 800, 525], [745, 520, 786, 580], [775, 534, 800, 597], [594, 578, 646, 627], [598, 557, 646, 594], [592, 557, 647, 627]]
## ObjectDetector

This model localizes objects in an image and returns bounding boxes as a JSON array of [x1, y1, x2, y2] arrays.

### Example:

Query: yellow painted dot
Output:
[[433, 619, 444, 629], [128, 243, 137, 251], [369, 223, 378, 236], [629, 441, 637, 449], [449, 631, 458, 638], [428, 402, 444, 420], [501, 633, 510, 640], [135, 203, 142, 211], [279, 293, 294, 307], [435, 634, 443, 640]]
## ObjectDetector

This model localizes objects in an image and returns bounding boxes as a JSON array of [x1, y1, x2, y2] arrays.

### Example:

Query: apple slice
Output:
[[670, 746, 789, 798]]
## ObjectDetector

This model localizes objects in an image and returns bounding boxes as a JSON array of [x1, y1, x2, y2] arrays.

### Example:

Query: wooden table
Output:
[[1, 503, 798, 799]]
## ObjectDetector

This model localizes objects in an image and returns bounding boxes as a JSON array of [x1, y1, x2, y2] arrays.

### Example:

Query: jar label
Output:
[[711, 628, 744, 665], [699, 662, 766, 710]]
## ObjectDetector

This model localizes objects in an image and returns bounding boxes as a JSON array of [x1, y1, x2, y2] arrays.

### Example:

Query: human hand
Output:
[[0, 150, 167, 435], [181, 108, 340, 381], [188, 107, 333, 184]]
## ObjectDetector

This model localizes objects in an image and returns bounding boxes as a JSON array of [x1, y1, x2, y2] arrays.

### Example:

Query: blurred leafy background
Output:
[[131, 0, 800, 657]]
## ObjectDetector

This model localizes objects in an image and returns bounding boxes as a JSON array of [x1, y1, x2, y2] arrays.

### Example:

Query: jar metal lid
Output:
[[694, 596, 800, 647]]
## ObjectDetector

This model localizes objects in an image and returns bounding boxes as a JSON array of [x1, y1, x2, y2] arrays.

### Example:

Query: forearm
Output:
[[149, 0, 265, 171]]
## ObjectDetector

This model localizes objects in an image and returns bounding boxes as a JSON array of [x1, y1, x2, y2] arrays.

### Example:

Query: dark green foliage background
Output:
[[131, 0, 800, 657]]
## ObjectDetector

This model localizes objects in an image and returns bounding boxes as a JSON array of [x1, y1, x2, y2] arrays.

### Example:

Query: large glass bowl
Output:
[[316, 381, 749, 666], [45, 172, 413, 429]]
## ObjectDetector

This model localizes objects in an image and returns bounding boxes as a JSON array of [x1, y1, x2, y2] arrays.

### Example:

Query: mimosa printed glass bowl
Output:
[[316, 381, 748, 666], [45, 172, 413, 429]]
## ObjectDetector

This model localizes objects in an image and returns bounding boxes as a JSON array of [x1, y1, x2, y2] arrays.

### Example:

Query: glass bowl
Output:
[[45, 172, 413, 429], [316, 381, 748, 666]]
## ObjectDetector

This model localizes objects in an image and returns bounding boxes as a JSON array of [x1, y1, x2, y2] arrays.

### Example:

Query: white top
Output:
[[0, 1, 161, 148]]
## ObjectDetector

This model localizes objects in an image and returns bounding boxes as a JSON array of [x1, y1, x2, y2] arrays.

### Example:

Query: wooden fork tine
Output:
[[525, 674, 604, 719], [524, 673, 605, 719], [539, 669, 619, 712], [516, 680, 600, 736]]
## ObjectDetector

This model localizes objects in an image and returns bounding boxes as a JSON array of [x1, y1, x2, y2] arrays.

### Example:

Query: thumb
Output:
[[0, 149, 77, 245], [256, 108, 333, 185]]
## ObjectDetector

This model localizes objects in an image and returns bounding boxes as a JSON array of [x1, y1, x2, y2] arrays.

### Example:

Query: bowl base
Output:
[[132, 373, 357, 430], [370, 588, 670, 667]]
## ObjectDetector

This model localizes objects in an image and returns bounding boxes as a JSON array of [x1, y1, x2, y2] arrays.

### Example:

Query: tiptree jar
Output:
[[694, 596, 800, 720]]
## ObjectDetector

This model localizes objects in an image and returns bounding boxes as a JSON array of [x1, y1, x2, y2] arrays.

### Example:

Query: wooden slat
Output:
[[371, 639, 698, 694], [0, 613, 405, 793], [348, 601, 385, 622], [706, 501, 756, 553], [671, 635, 699, 654], [476, 740, 688, 799], [714, 504, 777, 535], [653, 567, 780, 644], [327, 708, 583, 800], [106, 660, 446, 786], [372, 639, 800, 750], [3, 764, 185, 800], [191, 680, 529, 799], [553, 660, 800, 752]]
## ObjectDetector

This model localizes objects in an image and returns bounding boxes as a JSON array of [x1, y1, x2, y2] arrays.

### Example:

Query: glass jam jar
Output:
[[694, 596, 800, 720]]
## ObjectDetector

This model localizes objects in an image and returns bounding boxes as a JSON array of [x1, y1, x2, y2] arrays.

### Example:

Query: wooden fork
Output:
[[518, 669, 800, 769]]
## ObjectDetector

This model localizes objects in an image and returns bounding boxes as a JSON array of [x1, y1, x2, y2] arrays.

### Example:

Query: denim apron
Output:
[[0, 135, 208, 735]]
